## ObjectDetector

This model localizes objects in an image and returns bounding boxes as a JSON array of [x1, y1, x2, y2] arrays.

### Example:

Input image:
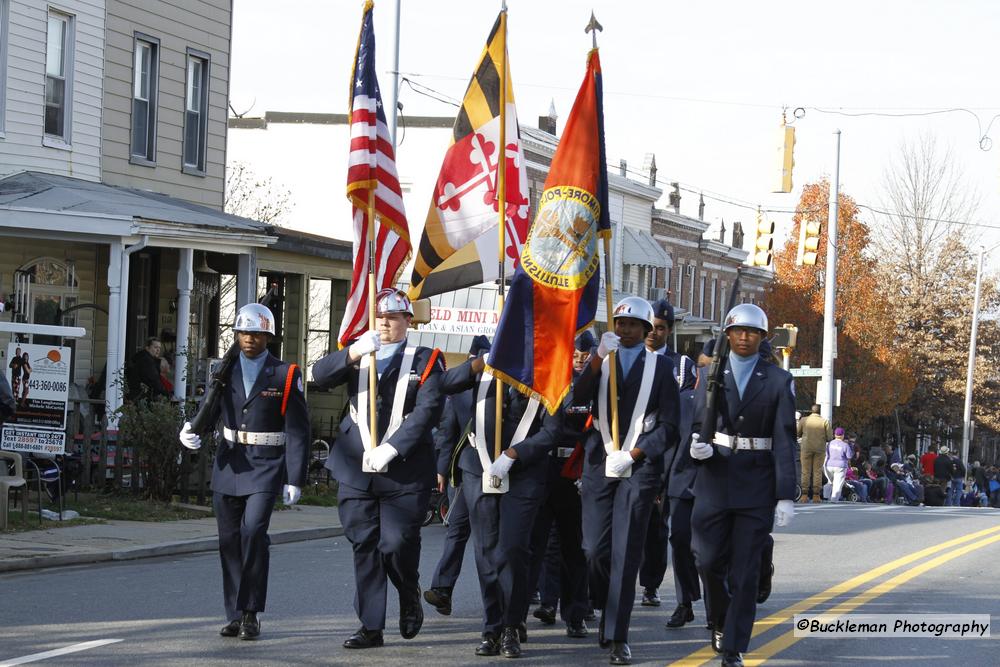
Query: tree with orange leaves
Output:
[[763, 179, 915, 429]]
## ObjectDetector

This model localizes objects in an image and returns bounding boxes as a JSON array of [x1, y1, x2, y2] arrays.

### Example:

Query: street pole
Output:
[[961, 245, 985, 472], [387, 0, 402, 147], [820, 129, 840, 422]]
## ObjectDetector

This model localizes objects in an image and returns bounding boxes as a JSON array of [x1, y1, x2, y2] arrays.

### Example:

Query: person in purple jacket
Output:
[[823, 428, 853, 502]]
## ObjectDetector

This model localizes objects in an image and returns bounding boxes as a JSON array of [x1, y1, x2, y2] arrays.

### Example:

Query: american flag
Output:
[[339, 0, 411, 347]]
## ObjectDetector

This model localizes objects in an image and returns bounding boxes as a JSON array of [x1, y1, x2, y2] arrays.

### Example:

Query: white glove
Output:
[[597, 332, 620, 359], [366, 444, 398, 472], [282, 484, 301, 506], [489, 451, 516, 481], [179, 422, 201, 450], [350, 330, 382, 358], [689, 433, 713, 460], [607, 449, 634, 475], [775, 499, 795, 527]]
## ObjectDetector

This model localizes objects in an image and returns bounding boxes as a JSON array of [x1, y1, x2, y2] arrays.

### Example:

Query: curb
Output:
[[0, 525, 343, 574]]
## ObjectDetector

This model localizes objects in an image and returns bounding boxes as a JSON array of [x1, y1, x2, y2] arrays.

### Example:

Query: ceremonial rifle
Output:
[[189, 284, 278, 435], [698, 270, 743, 444]]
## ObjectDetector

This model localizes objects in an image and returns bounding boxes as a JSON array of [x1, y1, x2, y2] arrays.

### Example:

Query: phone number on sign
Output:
[[27, 379, 68, 392]]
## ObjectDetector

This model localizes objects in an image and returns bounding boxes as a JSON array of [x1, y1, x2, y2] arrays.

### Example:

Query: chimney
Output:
[[718, 218, 726, 243], [537, 99, 558, 135], [669, 182, 681, 214], [698, 193, 705, 221], [620, 159, 627, 177], [732, 221, 744, 249], [643, 153, 657, 188]]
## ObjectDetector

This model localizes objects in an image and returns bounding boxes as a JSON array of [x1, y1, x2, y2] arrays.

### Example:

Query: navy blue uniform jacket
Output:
[[311, 343, 444, 493], [692, 357, 797, 508], [440, 359, 561, 496], [574, 352, 680, 478], [665, 365, 704, 499], [211, 353, 310, 496]]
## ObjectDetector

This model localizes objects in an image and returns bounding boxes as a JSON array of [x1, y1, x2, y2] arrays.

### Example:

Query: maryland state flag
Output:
[[407, 12, 530, 300], [486, 49, 610, 413]]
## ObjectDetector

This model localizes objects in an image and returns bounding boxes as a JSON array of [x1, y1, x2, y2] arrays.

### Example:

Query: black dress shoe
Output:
[[711, 629, 724, 654], [721, 650, 744, 667], [238, 611, 260, 640], [598, 613, 610, 649], [516, 621, 527, 643], [533, 604, 556, 625], [500, 626, 521, 658], [399, 590, 424, 639], [585, 607, 597, 622], [641, 588, 661, 606], [343, 627, 384, 649], [757, 563, 775, 604], [666, 603, 695, 628], [219, 619, 241, 637], [476, 633, 500, 656], [609, 641, 631, 665], [423, 587, 453, 615], [529, 590, 541, 605], [566, 621, 589, 638]]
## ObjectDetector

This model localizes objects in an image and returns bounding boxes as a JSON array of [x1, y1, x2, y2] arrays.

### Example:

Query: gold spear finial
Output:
[[585, 11, 603, 48]]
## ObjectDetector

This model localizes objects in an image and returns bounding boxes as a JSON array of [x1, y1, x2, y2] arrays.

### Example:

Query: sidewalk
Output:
[[0, 504, 342, 574]]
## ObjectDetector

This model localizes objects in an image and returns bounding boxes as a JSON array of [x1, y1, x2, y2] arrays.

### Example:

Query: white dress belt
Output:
[[553, 447, 575, 459], [222, 427, 286, 446], [712, 434, 772, 451]]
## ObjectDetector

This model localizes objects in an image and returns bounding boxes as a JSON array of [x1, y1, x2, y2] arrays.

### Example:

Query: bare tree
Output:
[[224, 161, 294, 225], [874, 134, 1000, 441]]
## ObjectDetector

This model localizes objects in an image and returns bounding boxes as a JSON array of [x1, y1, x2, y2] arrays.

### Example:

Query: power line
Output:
[[803, 106, 1000, 151]]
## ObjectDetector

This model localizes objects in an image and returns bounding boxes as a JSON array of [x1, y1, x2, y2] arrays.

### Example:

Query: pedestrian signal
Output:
[[751, 211, 774, 267], [796, 219, 821, 266]]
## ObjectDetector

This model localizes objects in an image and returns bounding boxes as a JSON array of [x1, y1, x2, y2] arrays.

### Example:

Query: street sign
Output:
[[789, 366, 823, 377]]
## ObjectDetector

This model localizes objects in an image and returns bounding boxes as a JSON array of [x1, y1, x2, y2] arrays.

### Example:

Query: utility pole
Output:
[[387, 0, 402, 147], [961, 245, 985, 472], [820, 130, 840, 422]]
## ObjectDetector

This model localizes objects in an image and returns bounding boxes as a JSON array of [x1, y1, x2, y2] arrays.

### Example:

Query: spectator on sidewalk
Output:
[[845, 465, 870, 503], [798, 404, 832, 503], [824, 428, 853, 502], [127, 337, 170, 401], [946, 450, 966, 507], [920, 445, 938, 478], [0, 371, 15, 423], [933, 446, 953, 497]]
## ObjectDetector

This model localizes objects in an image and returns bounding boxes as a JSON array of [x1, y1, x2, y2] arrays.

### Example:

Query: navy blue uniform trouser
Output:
[[639, 496, 668, 591], [213, 491, 276, 622], [528, 471, 588, 624], [430, 483, 471, 590], [667, 496, 703, 608], [338, 482, 429, 631], [691, 501, 773, 653], [463, 471, 542, 636], [581, 470, 658, 642]]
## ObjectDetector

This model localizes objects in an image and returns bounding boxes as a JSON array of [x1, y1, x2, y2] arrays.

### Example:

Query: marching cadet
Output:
[[526, 330, 596, 639], [179, 303, 309, 641], [688, 304, 797, 667], [311, 288, 445, 649], [440, 345, 562, 659], [424, 336, 490, 615], [577, 297, 680, 666], [639, 299, 697, 606]]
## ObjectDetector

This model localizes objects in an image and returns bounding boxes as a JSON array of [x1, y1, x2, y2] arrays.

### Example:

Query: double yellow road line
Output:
[[669, 524, 1000, 666]]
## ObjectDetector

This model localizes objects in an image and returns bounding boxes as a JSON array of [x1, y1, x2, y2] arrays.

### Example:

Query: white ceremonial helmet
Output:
[[234, 303, 276, 335], [723, 303, 768, 334], [375, 288, 413, 316], [612, 296, 655, 330]]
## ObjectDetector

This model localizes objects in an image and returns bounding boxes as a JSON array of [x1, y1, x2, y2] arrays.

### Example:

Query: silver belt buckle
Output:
[[239, 431, 249, 445]]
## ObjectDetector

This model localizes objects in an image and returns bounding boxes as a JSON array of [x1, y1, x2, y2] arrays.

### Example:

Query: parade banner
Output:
[[423, 306, 499, 336], [407, 12, 530, 301], [486, 49, 610, 413], [3, 342, 71, 454]]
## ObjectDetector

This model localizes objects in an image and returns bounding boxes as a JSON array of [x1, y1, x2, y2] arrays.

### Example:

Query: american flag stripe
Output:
[[339, 5, 410, 347]]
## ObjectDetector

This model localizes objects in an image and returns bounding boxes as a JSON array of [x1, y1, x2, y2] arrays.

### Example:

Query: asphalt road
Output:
[[1, 503, 998, 666]]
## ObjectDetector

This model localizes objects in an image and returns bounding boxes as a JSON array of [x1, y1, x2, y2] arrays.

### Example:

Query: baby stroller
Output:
[[822, 467, 860, 502]]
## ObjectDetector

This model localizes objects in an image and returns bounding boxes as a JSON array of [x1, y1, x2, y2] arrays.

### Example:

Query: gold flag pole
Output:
[[367, 188, 378, 455], [587, 11, 618, 451], [493, 6, 508, 467]]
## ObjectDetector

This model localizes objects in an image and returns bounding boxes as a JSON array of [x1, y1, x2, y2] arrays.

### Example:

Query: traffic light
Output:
[[773, 124, 796, 193], [751, 209, 774, 267], [796, 217, 821, 266]]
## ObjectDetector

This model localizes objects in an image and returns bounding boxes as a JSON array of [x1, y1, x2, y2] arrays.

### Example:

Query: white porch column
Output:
[[105, 241, 124, 426], [236, 251, 257, 308], [174, 248, 193, 400]]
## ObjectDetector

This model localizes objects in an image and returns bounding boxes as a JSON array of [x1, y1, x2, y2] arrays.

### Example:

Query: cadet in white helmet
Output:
[[687, 303, 797, 667], [574, 296, 681, 665], [178, 302, 310, 640], [311, 288, 445, 650]]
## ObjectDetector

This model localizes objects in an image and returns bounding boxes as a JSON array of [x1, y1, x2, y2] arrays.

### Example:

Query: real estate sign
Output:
[[2, 342, 71, 454]]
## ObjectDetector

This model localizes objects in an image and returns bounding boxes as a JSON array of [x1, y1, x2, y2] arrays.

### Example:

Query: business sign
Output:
[[3, 342, 71, 454], [421, 306, 499, 336]]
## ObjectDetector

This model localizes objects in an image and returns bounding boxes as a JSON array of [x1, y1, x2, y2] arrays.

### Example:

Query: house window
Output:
[[183, 50, 210, 172], [710, 278, 717, 321], [307, 278, 333, 380], [698, 276, 706, 318], [131, 34, 159, 162], [688, 267, 695, 313], [676, 266, 684, 309], [44, 10, 74, 142], [0, 0, 9, 135], [719, 287, 727, 321]]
